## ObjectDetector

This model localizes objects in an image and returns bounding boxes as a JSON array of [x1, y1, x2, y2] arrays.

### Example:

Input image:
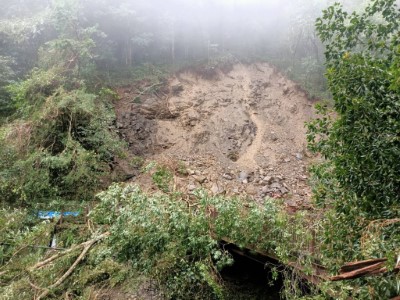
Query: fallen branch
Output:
[[30, 244, 81, 271], [330, 261, 386, 281], [339, 258, 387, 273], [35, 232, 109, 300], [28, 280, 44, 292], [331, 259, 400, 281], [30, 232, 109, 271]]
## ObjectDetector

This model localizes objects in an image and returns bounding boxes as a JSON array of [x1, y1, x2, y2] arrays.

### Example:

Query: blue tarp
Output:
[[38, 211, 80, 219]]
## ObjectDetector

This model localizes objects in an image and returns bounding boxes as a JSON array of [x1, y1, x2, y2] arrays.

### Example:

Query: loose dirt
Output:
[[115, 63, 316, 208]]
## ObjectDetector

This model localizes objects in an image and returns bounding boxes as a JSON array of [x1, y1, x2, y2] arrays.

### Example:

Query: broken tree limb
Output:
[[35, 232, 110, 300], [330, 261, 386, 281], [339, 258, 387, 273], [30, 244, 81, 271], [331, 260, 400, 281], [30, 232, 109, 271]]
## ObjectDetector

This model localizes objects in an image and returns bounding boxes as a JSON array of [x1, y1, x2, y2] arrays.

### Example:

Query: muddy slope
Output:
[[115, 63, 316, 207]]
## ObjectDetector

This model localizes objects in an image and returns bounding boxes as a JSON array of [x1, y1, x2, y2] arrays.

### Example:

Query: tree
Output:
[[0, 0, 121, 207], [308, 0, 400, 298]]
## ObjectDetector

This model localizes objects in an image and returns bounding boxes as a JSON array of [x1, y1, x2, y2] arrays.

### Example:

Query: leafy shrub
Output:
[[152, 165, 173, 192], [0, 83, 122, 206], [0, 0, 124, 207], [91, 184, 316, 299], [306, 1, 400, 298]]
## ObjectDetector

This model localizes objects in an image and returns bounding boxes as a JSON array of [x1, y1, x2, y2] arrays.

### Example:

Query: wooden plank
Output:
[[331, 262, 386, 281], [339, 258, 387, 273]]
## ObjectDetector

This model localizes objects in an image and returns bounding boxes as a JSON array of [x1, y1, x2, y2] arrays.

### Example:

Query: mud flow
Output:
[[115, 63, 316, 208]]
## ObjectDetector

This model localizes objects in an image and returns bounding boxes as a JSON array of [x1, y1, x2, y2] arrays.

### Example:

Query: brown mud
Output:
[[114, 63, 316, 208]]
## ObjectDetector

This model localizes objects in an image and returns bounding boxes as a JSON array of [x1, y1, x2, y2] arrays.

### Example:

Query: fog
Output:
[[0, 0, 388, 97], [1, 0, 367, 65]]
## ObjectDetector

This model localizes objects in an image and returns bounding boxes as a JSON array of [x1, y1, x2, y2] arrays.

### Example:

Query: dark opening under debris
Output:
[[219, 242, 283, 299]]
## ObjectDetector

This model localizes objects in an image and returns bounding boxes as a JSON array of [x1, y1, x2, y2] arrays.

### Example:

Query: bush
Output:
[[306, 1, 400, 298]]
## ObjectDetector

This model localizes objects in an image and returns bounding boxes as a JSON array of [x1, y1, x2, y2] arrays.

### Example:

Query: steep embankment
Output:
[[115, 63, 316, 208]]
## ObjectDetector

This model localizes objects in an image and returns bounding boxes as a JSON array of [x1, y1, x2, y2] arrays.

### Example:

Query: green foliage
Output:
[[0, 0, 123, 207], [7, 67, 64, 115], [0, 56, 15, 117], [152, 165, 173, 192], [92, 184, 230, 299], [0, 208, 131, 300], [0, 181, 318, 299], [0, 80, 122, 206], [307, 1, 400, 298], [91, 184, 316, 299], [130, 155, 145, 168]]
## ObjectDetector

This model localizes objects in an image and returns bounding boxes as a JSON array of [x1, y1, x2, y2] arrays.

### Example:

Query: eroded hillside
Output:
[[115, 63, 316, 208]]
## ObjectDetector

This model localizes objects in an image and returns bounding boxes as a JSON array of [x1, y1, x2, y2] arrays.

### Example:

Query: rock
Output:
[[238, 171, 249, 182], [193, 175, 207, 184], [284, 158, 291, 163], [211, 183, 225, 195], [270, 132, 278, 141], [263, 176, 273, 183], [187, 183, 197, 191], [242, 179, 248, 184], [285, 200, 297, 207], [261, 186, 270, 193], [280, 187, 289, 194], [295, 152, 304, 160], [245, 186, 257, 195], [116, 122, 124, 129], [211, 183, 219, 194], [270, 182, 282, 189], [222, 173, 233, 180]]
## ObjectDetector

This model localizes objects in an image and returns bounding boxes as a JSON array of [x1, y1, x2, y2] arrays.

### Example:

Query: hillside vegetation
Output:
[[0, 0, 399, 299]]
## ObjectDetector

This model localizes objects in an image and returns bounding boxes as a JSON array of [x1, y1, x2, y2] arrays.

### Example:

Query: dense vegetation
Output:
[[308, 0, 400, 298], [0, 0, 399, 299]]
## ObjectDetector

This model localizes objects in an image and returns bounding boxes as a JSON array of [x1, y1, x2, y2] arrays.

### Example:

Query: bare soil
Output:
[[115, 63, 316, 209]]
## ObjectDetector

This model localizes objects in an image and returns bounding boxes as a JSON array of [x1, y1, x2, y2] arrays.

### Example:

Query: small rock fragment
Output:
[[222, 173, 233, 180], [187, 184, 197, 191], [193, 175, 207, 184], [238, 171, 249, 182]]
